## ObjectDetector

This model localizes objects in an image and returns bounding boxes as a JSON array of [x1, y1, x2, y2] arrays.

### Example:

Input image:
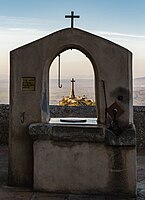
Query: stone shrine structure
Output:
[[9, 24, 136, 197]]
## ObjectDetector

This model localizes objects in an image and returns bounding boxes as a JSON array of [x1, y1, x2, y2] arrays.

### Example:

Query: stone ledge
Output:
[[0, 104, 144, 150], [29, 122, 136, 146], [29, 123, 105, 143], [105, 126, 136, 146]]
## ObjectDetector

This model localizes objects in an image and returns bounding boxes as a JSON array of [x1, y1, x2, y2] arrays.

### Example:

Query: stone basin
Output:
[[29, 118, 136, 195], [29, 118, 105, 142]]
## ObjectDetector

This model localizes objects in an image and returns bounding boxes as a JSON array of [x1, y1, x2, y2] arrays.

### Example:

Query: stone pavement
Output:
[[0, 146, 145, 200]]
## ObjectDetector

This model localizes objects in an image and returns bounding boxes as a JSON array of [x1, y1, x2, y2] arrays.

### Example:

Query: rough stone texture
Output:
[[105, 125, 136, 146], [29, 123, 105, 142], [29, 122, 136, 196], [0, 104, 144, 150], [0, 104, 9, 145], [29, 123, 136, 146], [134, 106, 145, 151], [34, 141, 110, 193], [49, 105, 97, 118], [33, 140, 136, 196], [1, 145, 145, 199]]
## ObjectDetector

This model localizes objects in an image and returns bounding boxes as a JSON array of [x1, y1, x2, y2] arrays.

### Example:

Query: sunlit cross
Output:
[[69, 78, 75, 99], [65, 11, 80, 28]]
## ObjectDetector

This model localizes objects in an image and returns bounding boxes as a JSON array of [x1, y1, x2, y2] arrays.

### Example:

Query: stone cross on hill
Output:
[[69, 78, 75, 99], [65, 11, 80, 28]]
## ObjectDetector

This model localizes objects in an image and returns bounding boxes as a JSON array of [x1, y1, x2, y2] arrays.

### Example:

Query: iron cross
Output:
[[65, 11, 80, 28]]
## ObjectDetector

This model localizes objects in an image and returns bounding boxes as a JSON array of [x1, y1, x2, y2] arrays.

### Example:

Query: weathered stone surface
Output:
[[49, 105, 97, 118], [33, 140, 136, 196], [0, 104, 144, 150], [34, 141, 110, 193], [105, 126, 136, 146], [0, 104, 144, 149], [29, 123, 105, 142], [134, 106, 145, 151], [0, 146, 8, 186], [0, 104, 9, 145], [2, 146, 145, 199]]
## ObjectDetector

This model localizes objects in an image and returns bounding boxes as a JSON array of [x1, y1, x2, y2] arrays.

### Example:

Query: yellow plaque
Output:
[[21, 77, 35, 91]]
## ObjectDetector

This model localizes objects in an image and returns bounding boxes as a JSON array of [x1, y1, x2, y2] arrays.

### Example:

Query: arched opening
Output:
[[41, 45, 100, 123], [49, 49, 95, 106]]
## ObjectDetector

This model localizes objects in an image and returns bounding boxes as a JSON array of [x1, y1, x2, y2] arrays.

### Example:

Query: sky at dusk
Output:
[[0, 0, 145, 102]]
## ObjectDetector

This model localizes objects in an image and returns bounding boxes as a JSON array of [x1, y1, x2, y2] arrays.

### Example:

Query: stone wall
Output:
[[0, 104, 145, 151], [134, 106, 145, 151], [0, 104, 9, 145]]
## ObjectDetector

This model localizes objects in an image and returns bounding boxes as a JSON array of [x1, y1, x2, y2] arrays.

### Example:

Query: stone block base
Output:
[[33, 140, 136, 196]]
